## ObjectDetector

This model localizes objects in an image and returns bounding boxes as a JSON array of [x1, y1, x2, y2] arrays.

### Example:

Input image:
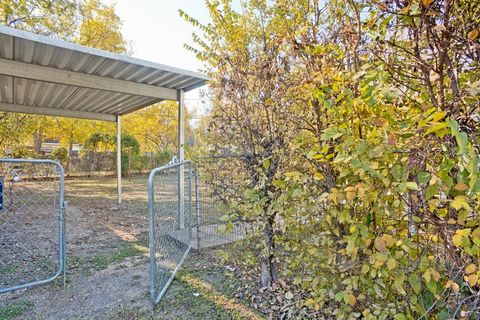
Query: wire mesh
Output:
[[148, 161, 192, 304], [0, 159, 65, 294], [193, 158, 248, 250]]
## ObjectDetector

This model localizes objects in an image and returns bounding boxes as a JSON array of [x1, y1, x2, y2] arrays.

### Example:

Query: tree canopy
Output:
[[184, 0, 480, 318]]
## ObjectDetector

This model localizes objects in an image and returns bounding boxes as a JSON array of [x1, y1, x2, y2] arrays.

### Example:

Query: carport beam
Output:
[[117, 115, 122, 205]]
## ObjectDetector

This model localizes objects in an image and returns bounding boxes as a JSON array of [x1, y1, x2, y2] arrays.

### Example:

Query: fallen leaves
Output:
[[468, 29, 479, 41]]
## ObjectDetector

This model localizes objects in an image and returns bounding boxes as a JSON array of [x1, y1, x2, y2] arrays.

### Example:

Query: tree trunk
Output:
[[33, 128, 43, 155], [260, 214, 277, 287], [67, 141, 73, 172]]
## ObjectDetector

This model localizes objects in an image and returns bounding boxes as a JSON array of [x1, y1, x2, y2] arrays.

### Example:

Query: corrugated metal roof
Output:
[[0, 25, 208, 121]]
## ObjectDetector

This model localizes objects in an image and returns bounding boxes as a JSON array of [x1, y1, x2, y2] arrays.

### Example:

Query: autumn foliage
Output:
[[184, 0, 480, 318]]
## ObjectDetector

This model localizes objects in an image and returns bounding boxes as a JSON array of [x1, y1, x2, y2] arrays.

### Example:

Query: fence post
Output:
[[188, 163, 193, 245], [177, 89, 185, 229], [194, 162, 201, 250], [147, 167, 157, 302]]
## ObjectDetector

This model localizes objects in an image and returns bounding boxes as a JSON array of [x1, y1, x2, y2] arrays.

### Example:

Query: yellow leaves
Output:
[[451, 196, 471, 211], [457, 228, 472, 236], [387, 133, 396, 146], [453, 183, 468, 192], [374, 234, 395, 252], [422, 0, 434, 6], [423, 267, 441, 283], [399, 5, 410, 14], [313, 172, 324, 181], [345, 186, 356, 201], [406, 182, 419, 191], [382, 234, 395, 247], [304, 298, 315, 307], [465, 274, 479, 287], [387, 258, 397, 270], [465, 264, 477, 275], [472, 227, 480, 239], [445, 280, 460, 293], [374, 237, 386, 251], [346, 293, 356, 306], [373, 253, 389, 269], [433, 25, 447, 32], [346, 191, 355, 201], [374, 117, 388, 127], [468, 29, 479, 41], [374, 260, 384, 269], [452, 229, 472, 249]]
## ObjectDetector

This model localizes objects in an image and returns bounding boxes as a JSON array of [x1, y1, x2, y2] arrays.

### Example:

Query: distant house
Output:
[[39, 139, 61, 154], [40, 139, 82, 156]]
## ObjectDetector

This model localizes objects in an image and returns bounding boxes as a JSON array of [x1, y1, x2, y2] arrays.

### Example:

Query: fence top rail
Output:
[[0, 158, 64, 173], [0, 158, 65, 203], [148, 160, 191, 200], [148, 160, 191, 178]]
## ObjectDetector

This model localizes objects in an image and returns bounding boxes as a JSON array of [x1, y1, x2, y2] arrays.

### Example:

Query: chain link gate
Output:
[[148, 161, 192, 304], [0, 159, 66, 294]]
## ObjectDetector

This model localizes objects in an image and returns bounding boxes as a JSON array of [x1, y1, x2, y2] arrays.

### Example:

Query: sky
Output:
[[102, 0, 219, 118], [104, 0, 211, 71]]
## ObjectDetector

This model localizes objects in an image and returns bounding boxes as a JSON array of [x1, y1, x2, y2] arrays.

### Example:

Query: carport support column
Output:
[[116, 115, 122, 205], [178, 89, 185, 229]]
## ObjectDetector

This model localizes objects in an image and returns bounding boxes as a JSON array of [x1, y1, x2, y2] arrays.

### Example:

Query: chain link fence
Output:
[[148, 161, 192, 304], [0, 159, 66, 294], [193, 158, 248, 250], [148, 158, 253, 304]]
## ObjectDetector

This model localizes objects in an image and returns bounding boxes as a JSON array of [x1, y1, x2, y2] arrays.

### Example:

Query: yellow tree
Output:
[[0, 0, 79, 157], [42, 0, 127, 169], [77, 0, 128, 53], [123, 101, 193, 154], [0, 0, 127, 163]]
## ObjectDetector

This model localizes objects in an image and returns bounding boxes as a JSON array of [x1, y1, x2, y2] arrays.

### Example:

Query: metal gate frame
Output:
[[0, 158, 67, 294], [148, 160, 192, 304]]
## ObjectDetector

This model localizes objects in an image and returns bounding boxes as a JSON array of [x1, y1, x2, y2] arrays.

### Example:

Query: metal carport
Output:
[[0, 24, 207, 204]]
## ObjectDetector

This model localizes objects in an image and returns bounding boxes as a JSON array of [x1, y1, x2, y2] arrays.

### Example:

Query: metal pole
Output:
[[178, 90, 185, 229], [177, 89, 185, 162], [194, 162, 200, 250], [188, 163, 193, 246], [147, 167, 157, 302], [116, 115, 122, 205]]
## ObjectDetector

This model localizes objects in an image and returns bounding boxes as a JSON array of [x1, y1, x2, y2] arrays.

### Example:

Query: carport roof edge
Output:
[[0, 24, 208, 121]]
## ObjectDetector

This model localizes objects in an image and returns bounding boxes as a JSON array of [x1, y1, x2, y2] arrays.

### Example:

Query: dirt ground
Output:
[[0, 175, 264, 320]]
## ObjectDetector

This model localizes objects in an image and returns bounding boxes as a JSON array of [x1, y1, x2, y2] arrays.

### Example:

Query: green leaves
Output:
[[447, 119, 469, 155], [417, 172, 431, 184], [409, 274, 422, 295], [406, 182, 419, 191], [320, 127, 344, 141]]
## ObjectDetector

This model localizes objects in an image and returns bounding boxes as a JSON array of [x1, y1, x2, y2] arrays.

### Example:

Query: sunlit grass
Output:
[[0, 302, 33, 320], [177, 272, 263, 320]]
